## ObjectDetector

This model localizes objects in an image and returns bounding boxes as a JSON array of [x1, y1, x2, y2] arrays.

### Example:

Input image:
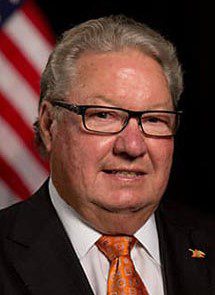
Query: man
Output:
[[0, 15, 215, 295]]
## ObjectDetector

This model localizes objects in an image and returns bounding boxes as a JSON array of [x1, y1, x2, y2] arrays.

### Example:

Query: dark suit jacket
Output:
[[0, 180, 215, 295]]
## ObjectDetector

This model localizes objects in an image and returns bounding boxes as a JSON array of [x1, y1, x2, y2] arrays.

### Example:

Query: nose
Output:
[[113, 118, 147, 159]]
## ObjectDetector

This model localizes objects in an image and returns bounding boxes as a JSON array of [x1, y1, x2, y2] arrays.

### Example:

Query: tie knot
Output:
[[96, 235, 136, 261]]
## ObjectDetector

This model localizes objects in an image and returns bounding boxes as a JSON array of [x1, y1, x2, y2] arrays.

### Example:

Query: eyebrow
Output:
[[87, 95, 116, 105], [85, 95, 174, 110]]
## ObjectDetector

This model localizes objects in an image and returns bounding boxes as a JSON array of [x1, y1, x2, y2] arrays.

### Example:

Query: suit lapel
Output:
[[4, 181, 94, 295], [4, 182, 214, 294], [156, 201, 211, 295]]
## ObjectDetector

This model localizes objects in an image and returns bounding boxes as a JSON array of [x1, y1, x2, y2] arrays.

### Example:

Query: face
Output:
[[40, 48, 174, 235]]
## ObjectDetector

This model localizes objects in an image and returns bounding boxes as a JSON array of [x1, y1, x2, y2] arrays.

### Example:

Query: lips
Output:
[[103, 169, 145, 178]]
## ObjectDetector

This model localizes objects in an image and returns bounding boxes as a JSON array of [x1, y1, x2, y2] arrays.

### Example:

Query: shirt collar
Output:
[[49, 178, 160, 263], [49, 178, 101, 259], [135, 214, 161, 264]]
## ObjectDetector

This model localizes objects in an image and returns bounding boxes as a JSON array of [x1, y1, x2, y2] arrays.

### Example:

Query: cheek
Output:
[[52, 126, 114, 177], [149, 139, 174, 171], [147, 139, 174, 197]]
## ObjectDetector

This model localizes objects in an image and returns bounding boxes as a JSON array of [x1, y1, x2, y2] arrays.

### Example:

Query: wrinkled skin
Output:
[[40, 48, 174, 235]]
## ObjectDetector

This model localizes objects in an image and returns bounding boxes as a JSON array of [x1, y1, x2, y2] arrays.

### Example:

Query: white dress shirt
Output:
[[49, 179, 164, 295]]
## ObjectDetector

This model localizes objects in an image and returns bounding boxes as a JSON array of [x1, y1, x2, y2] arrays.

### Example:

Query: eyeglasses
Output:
[[51, 100, 182, 137]]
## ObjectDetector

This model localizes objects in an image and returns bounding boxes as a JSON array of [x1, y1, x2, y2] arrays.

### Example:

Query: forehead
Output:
[[70, 48, 172, 109]]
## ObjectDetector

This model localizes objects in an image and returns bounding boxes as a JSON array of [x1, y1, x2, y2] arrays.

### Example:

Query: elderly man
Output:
[[0, 15, 215, 295]]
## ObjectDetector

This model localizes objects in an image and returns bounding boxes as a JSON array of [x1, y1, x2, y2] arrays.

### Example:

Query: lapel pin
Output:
[[189, 248, 206, 258]]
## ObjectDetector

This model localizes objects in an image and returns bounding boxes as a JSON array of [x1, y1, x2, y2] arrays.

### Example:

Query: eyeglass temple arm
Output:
[[52, 101, 83, 115]]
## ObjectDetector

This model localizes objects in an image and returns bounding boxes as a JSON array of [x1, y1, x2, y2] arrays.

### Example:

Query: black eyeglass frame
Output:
[[51, 100, 182, 137]]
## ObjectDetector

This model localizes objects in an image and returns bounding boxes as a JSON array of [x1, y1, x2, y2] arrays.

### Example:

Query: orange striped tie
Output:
[[96, 236, 149, 295]]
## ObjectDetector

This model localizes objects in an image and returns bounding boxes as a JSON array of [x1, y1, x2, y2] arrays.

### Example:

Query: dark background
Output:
[[36, 0, 214, 212]]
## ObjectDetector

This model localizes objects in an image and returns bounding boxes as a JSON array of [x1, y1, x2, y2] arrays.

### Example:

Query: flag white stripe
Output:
[[0, 52, 38, 126], [0, 117, 48, 192], [3, 10, 52, 74], [0, 180, 20, 209]]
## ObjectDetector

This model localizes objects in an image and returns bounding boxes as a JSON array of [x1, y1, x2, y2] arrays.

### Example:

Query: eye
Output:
[[146, 116, 160, 123], [142, 114, 173, 129], [143, 115, 167, 124], [94, 111, 111, 119], [87, 109, 120, 121]]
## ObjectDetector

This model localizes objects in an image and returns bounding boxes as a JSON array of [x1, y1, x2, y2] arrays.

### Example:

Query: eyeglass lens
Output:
[[84, 107, 177, 136]]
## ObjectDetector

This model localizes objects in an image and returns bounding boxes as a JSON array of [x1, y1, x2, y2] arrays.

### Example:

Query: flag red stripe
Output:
[[0, 155, 30, 199], [0, 31, 40, 95], [0, 92, 49, 171], [22, 0, 55, 46], [0, 0, 54, 206]]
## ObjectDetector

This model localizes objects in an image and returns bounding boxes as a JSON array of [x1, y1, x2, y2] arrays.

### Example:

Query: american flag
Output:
[[0, 0, 54, 209]]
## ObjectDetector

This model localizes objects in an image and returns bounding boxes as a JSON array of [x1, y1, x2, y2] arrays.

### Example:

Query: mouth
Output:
[[102, 169, 145, 179]]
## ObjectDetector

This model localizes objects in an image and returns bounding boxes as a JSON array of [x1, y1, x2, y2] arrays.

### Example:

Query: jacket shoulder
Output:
[[158, 198, 215, 230], [0, 199, 28, 237], [0, 180, 50, 237]]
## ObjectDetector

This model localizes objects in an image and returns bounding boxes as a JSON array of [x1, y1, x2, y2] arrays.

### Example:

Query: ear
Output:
[[39, 101, 55, 154]]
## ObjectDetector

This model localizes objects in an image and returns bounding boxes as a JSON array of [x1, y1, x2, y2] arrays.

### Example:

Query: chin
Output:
[[95, 190, 158, 212], [93, 197, 147, 213], [91, 200, 157, 235], [96, 213, 148, 236]]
